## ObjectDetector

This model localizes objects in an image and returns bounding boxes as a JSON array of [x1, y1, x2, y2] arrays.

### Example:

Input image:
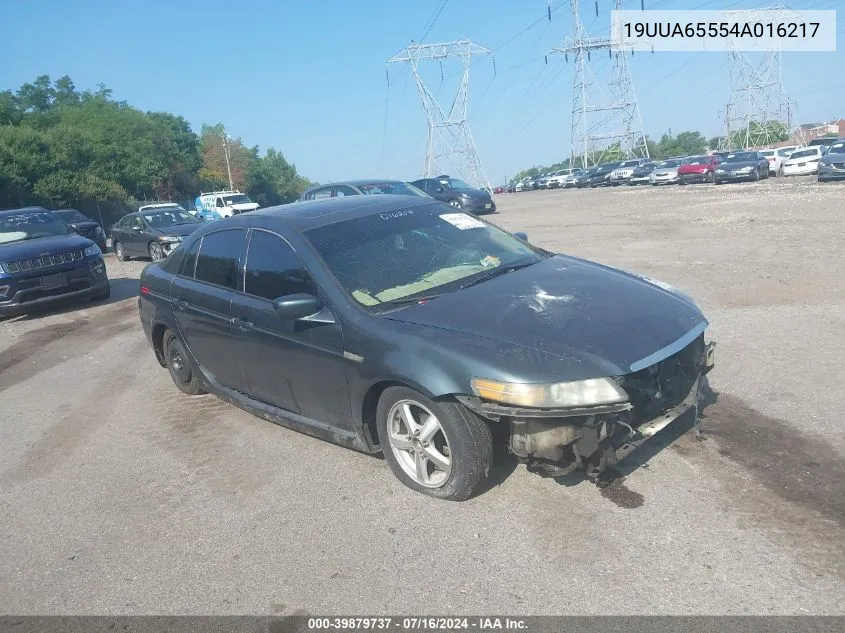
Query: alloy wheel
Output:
[[149, 242, 164, 261], [386, 400, 452, 488]]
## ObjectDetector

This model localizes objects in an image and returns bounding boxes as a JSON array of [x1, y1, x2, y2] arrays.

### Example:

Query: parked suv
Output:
[[411, 176, 496, 214], [52, 209, 108, 252], [0, 207, 109, 316], [138, 195, 714, 501], [608, 159, 650, 185]]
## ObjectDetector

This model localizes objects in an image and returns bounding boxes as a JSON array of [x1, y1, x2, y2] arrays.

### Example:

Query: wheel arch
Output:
[[151, 322, 169, 368]]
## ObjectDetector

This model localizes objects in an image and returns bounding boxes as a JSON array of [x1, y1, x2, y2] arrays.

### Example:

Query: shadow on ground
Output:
[[2, 277, 138, 323]]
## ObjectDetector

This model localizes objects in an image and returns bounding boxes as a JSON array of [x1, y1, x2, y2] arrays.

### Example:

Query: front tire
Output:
[[114, 241, 128, 262], [163, 330, 206, 396], [448, 199, 462, 209], [377, 387, 493, 501], [149, 242, 165, 261]]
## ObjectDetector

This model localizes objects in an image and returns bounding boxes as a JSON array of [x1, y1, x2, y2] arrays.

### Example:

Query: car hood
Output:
[[720, 161, 759, 169], [679, 164, 711, 172], [153, 223, 204, 237], [65, 220, 100, 231], [384, 255, 707, 379], [0, 233, 93, 261]]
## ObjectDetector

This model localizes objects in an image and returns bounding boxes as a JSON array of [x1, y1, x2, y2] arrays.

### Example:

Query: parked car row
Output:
[[507, 140, 845, 191]]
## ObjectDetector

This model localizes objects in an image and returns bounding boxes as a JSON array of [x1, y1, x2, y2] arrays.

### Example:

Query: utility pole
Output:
[[387, 39, 495, 192], [221, 132, 234, 191], [549, 0, 648, 168], [719, 6, 797, 150]]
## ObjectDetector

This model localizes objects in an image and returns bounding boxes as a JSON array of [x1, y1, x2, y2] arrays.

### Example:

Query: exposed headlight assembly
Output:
[[84, 244, 102, 257], [158, 235, 182, 243], [471, 377, 628, 409]]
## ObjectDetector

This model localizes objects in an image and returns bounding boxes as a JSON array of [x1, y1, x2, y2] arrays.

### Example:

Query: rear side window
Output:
[[176, 237, 202, 277], [194, 229, 243, 290], [244, 230, 317, 301]]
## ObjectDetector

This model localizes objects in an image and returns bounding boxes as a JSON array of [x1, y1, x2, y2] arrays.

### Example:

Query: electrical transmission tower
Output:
[[549, 0, 648, 168], [387, 39, 494, 191], [719, 7, 798, 150]]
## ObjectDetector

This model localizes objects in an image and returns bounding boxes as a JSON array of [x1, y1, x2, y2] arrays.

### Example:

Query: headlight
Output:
[[715, 168, 725, 173], [158, 236, 182, 243], [470, 377, 627, 408], [84, 244, 102, 257], [738, 166, 753, 172]]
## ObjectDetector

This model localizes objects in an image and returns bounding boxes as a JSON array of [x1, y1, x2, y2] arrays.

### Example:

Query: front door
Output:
[[127, 215, 147, 256], [229, 229, 350, 428], [171, 228, 248, 392]]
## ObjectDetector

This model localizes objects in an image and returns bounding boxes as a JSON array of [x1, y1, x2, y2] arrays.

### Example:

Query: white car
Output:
[[649, 158, 685, 185], [781, 147, 822, 176], [759, 146, 797, 175], [547, 168, 582, 188]]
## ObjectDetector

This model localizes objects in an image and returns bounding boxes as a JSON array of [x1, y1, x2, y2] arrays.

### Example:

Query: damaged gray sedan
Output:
[[140, 195, 715, 501]]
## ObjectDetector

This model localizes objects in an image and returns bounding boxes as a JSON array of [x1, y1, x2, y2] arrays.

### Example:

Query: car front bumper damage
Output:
[[457, 339, 716, 482]]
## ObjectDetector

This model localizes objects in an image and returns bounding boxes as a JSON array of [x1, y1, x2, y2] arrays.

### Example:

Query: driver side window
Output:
[[131, 216, 145, 230], [244, 230, 318, 301]]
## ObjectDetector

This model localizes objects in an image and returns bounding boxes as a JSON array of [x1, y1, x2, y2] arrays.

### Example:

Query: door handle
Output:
[[174, 299, 188, 311], [231, 317, 253, 331]]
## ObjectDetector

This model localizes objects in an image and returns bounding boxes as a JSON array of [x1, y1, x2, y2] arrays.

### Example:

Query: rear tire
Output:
[[163, 330, 206, 396], [377, 387, 493, 501]]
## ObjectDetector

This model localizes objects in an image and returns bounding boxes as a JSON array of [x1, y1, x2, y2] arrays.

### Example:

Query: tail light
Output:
[[140, 286, 150, 295]]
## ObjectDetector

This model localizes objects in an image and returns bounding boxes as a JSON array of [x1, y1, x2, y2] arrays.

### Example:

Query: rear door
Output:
[[171, 228, 248, 392], [229, 229, 350, 427]]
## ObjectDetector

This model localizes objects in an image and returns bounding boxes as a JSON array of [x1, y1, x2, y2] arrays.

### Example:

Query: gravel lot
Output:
[[2, 176, 844, 615]]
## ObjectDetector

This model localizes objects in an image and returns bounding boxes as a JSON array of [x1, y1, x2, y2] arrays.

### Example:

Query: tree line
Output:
[[0, 75, 313, 224]]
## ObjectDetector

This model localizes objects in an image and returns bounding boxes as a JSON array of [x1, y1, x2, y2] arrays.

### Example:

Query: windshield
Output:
[[685, 156, 710, 165], [0, 211, 71, 245], [826, 143, 845, 154], [142, 209, 200, 227], [357, 182, 428, 197], [619, 160, 641, 168], [657, 159, 682, 168], [777, 147, 796, 157], [305, 207, 544, 307], [54, 210, 92, 224], [788, 148, 818, 160], [725, 152, 758, 162], [222, 194, 251, 205], [759, 150, 776, 157], [439, 178, 473, 190]]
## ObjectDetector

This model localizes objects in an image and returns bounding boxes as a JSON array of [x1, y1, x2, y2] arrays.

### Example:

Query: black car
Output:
[[818, 140, 845, 182], [299, 180, 429, 201], [138, 195, 715, 501], [627, 161, 656, 185], [411, 176, 496, 214], [574, 167, 599, 188], [0, 207, 109, 316], [53, 208, 108, 252], [111, 205, 204, 262], [586, 162, 621, 187], [713, 151, 770, 184]]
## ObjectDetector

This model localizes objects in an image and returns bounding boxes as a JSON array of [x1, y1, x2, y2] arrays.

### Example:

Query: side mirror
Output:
[[513, 231, 528, 241], [273, 293, 322, 320]]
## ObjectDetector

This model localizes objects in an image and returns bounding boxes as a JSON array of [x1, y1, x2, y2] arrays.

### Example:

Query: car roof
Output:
[[214, 194, 442, 233], [303, 179, 412, 193]]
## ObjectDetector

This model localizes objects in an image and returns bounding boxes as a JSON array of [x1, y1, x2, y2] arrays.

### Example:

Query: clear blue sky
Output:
[[1, 0, 842, 184]]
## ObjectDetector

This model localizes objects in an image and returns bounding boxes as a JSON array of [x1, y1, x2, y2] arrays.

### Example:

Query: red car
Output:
[[678, 155, 722, 184]]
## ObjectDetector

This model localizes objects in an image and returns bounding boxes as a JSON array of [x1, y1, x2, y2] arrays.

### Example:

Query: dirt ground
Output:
[[2, 175, 844, 615]]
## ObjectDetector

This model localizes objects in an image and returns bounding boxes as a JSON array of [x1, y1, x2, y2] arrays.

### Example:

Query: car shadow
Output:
[[2, 277, 139, 323], [552, 377, 719, 490]]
